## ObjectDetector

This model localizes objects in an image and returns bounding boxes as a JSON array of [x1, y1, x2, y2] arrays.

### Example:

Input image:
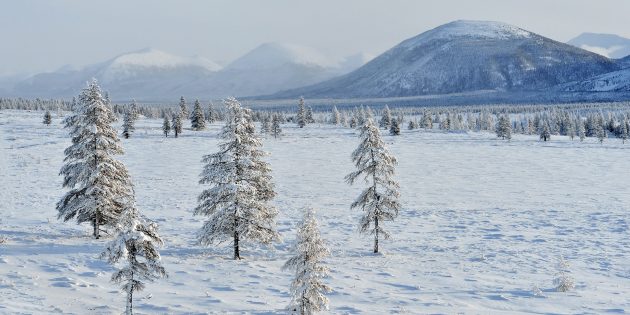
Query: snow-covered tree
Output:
[[190, 99, 206, 131], [577, 118, 586, 142], [306, 106, 315, 124], [389, 118, 400, 136], [195, 97, 280, 260], [540, 121, 551, 142], [282, 208, 331, 315], [346, 118, 401, 253], [162, 116, 171, 137], [57, 80, 134, 239], [408, 119, 418, 130], [331, 106, 341, 125], [102, 204, 167, 315], [379, 105, 392, 129], [260, 115, 271, 135], [179, 96, 189, 119], [122, 110, 135, 139], [553, 255, 575, 292], [496, 115, 512, 140], [207, 102, 216, 123], [172, 112, 183, 138], [43, 110, 52, 125], [297, 97, 307, 128], [271, 114, 282, 139], [595, 115, 606, 144]]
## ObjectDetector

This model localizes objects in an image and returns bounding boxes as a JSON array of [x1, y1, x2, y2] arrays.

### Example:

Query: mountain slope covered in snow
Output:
[[12, 49, 222, 100], [270, 20, 619, 99]]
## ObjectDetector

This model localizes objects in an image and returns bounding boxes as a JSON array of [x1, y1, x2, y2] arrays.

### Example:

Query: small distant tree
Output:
[[496, 115, 512, 140], [346, 118, 401, 253], [259, 115, 270, 135], [207, 102, 216, 123], [595, 117, 606, 144], [553, 255, 575, 292], [195, 97, 279, 260], [162, 116, 171, 137], [271, 114, 282, 139], [190, 100, 206, 131], [577, 119, 586, 142], [122, 110, 135, 139], [306, 106, 315, 124], [102, 204, 167, 315], [349, 116, 357, 129], [421, 112, 433, 129], [43, 110, 52, 125], [179, 96, 189, 119], [540, 121, 551, 142], [379, 105, 392, 129], [408, 120, 418, 130], [331, 106, 341, 125], [389, 118, 400, 136], [283, 208, 331, 315], [172, 113, 183, 138], [297, 97, 307, 128], [622, 118, 630, 144]]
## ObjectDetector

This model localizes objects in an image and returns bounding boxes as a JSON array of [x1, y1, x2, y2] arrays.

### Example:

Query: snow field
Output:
[[1, 110, 629, 314]]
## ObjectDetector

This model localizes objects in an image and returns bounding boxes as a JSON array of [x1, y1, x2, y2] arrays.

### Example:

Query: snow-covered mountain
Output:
[[559, 68, 630, 92], [270, 20, 619, 99], [12, 48, 222, 100], [186, 42, 346, 98], [8, 44, 371, 101], [568, 33, 630, 59]]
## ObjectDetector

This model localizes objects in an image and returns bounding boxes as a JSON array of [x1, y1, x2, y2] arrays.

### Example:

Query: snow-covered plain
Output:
[[1, 110, 629, 314]]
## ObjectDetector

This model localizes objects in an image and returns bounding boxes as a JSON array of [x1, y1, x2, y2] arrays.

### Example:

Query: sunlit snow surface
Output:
[[1, 110, 629, 314]]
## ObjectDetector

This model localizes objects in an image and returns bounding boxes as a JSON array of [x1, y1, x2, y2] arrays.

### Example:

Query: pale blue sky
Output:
[[1, 0, 629, 75]]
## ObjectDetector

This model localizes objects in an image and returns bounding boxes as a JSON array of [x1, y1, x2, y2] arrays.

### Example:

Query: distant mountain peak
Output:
[[568, 33, 630, 59], [226, 42, 335, 70], [108, 48, 222, 71]]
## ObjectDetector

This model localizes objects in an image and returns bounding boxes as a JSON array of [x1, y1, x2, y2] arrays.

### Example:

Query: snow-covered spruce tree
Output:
[[190, 99, 206, 131], [553, 255, 575, 292], [271, 114, 282, 139], [162, 116, 171, 137], [379, 105, 392, 129], [179, 96, 189, 119], [172, 112, 183, 138], [260, 115, 271, 135], [102, 204, 167, 315], [577, 118, 586, 142], [57, 80, 133, 239], [540, 121, 551, 142], [408, 119, 418, 130], [207, 102, 216, 123], [195, 97, 279, 260], [331, 106, 341, 125], [346, 118, 401, 253], [297, 97, 307, 128], [122, 110, 135, 139], [496, 115, 512, 140], [389, 118, 400, 136], [595, 116, 606, 144], [43, 110, 52, 125], [306, 106, 315, 124], [282, 208, 331, 315]]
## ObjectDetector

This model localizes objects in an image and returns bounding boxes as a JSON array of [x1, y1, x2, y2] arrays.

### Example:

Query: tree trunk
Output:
[[234, 230, 240, 260], [94, 214, 99, 239], [374, 216, 379, 254], [126, 283, 133, 315]]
